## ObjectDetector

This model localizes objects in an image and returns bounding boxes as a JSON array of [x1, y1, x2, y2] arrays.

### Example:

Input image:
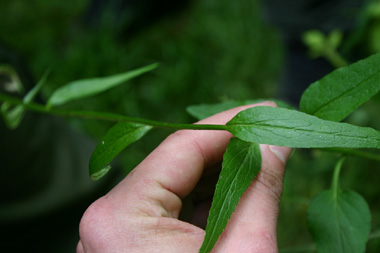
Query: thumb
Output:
[[212, 144, 292, 253]]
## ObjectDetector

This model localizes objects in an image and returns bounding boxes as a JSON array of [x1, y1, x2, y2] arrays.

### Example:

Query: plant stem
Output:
[[324, 47, 349, 68], [0, 92, 228, 131], [332, 157, 346, 199]]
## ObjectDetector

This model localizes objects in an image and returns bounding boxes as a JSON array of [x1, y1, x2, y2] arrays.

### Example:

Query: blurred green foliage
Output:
[[1, 0, 380, 252], [1, 0, 282, 170]]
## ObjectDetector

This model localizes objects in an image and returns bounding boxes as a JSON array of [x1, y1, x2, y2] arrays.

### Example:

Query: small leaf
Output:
[[199, 138, 261, 252], [303, 30, 326, 55], [226, 106, 380, 149], [0, 102, 24, 129], [0, 65, 24, 94], [327, 30, 343, 50], [47, 63, 158, 108], [300, 53, 380, 121], [0, 69, 50, 129], [24, 68, 50, 103], [307, 189, 371, 253], [187, 99, 294, 121], [89, 122, 153, 181]]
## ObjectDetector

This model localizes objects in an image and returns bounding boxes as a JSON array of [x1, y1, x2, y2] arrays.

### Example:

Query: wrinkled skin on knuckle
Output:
[[254, 167, 284, 202]]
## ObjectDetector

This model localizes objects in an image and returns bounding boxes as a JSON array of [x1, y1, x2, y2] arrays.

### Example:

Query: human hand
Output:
[[77, 102, 292, 253]]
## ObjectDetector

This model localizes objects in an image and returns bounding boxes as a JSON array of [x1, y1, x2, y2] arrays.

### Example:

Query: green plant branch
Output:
[[2, 92, 380, 160], [332, 157, 345, 199], [324, 47, 349, 68], [0, 92, 228, 131]]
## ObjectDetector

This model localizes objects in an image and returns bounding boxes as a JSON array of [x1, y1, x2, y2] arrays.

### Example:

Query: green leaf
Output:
[[24, 68, 50, 103], [0, 102, 24, 129], [307, 189, 371, 253], [327, 30, 343, 50], [187, 99, 294, 121], [199, 138, 261, 253], [303, 30, 326, 56], [0, 65, 24, 94], [300, 53, 380, 121], [226, 106, 380, 149], [47, 63, 158, 108], [89, 122, 153, 181], [0, 69, 49, 129]]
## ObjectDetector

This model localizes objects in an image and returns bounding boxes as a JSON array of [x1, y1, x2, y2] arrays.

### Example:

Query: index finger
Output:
[[112, 102, 276, 203]]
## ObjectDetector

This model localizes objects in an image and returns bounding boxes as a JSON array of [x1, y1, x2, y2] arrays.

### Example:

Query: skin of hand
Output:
[[77, 101, 292, 253]]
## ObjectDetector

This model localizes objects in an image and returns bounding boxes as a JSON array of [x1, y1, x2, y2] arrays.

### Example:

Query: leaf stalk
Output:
[[332, 157, 346, 199], [324, 47, 349, 68]]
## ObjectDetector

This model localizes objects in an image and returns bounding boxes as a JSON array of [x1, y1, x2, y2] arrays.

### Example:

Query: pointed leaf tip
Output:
[[300, 53, 380, 121], [47, 63, 158, 108], [91, 165, 112, 181], [89, 122, 153, 180], [199, 138, 261, 252]]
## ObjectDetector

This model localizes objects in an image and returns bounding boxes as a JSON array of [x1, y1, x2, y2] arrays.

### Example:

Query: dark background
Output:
[[1, 0, 380, 252]]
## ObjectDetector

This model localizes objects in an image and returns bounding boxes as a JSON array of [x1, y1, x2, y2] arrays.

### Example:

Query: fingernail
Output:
[[269, 145, 287, 164]]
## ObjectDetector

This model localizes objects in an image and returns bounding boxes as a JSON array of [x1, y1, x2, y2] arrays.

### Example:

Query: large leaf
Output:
[[226, 106, 380, 149], [187, 99, 294, 121], [199, 138, 261, 253], [300, 53, 380, 121], [47, 63, 158, 108], [307, 189, 371, 253], [89, 122, 152, 181]]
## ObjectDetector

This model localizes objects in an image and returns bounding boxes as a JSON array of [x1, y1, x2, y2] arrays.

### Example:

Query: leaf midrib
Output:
[[91, 126, 146, 167], [308, 68, 380, 117], [228, 123, 380, 141], [203, 144, 253, 250]]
